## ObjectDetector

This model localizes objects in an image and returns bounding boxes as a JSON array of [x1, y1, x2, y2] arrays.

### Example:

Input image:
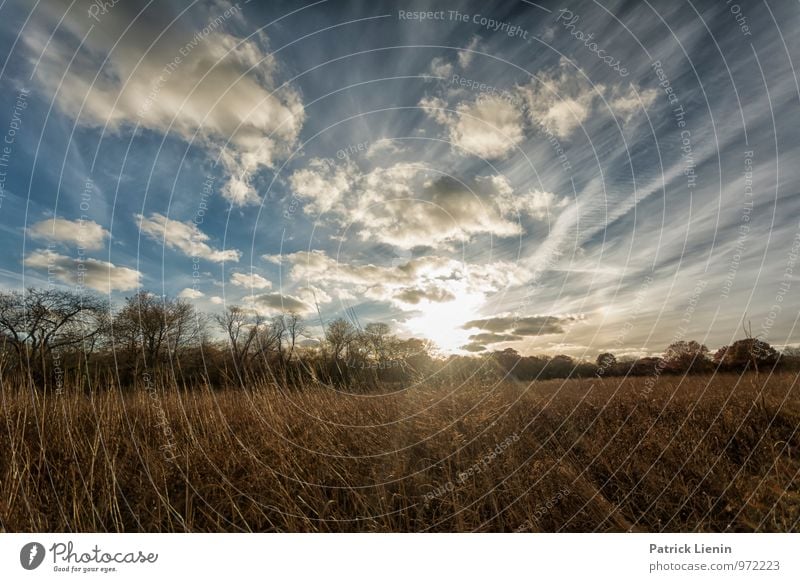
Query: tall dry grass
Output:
[[1, 372, 798, 532]]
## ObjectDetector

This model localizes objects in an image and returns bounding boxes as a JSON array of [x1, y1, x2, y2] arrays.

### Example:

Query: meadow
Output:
[[1, 371, 798, 532]]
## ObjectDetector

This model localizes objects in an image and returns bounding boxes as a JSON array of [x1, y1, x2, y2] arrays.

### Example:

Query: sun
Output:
[[403, 292, 484, 353]]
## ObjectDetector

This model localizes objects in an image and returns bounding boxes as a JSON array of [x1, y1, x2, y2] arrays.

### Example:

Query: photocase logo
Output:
[[20, 542, 46, 570]]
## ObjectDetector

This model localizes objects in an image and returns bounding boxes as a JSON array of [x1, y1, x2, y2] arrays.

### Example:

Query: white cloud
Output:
[[609, 85, 658, 124], [28, 217, 109, 250], [245, 292, 313, 314], [419, 96, 450, 125], [517, 60, 656, 139], [362, 175, 521, 248], [285, 250, 449, 287], [288, 158, 358, 215], [230, 271, 272, 290], [136, 213, 241, 263], [428, 57, 453, 78], [24, 249, 141, 292], [281, 249, 527, 311], [210, 296, 224, 305], [420, 60, 656, 165], [422, 94, 525, 159], [289, 162, 542, 249], [261, 254, 283, 265], [296, 284, 332, 305], [178, 288, 204, 299], [518, 59, 600, 139], [27, 1, 305, 207], [458, 36, 481, 68]]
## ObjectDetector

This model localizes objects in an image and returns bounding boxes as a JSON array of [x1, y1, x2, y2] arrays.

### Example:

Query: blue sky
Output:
[[1, 0, 798, 357]]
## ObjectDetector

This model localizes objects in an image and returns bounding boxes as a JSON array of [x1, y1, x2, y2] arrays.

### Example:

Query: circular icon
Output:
[[20, 542, 46, 570]]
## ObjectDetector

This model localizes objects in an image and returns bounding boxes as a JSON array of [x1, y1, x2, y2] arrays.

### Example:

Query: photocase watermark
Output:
[[541, 123, 573, 173], [143, 372, 179, 463], [87, 0, 121, 23], [345, 357, 404, 370], [189, 174, 215, 296], [651, 60, 696, 192], [76, 177, 96, 289], [40, 242, 67, 394], [398, 10, 528, 39], [679, 129, 697, 193], [465, 12, 528, 39], [48, 541, 157, 574], [555, 9, 628, 77], [0, 88, 29, 211], [720, 149, 755, 300], [285, 139, 379, 220], [283, 192, 301, 220], [449, 73, 524, 109], [725, 0, 752, 37], [514, 487, 571, 532], [753, 221, 800, 348], [336, 140, 370, 160], [423, 433, 519, 502], [21, 540, 158, 573], [40, 175, 95, 396], [51, 347, 65, 395], [20, 542, 46, 570], [137, 3, 242, 118]]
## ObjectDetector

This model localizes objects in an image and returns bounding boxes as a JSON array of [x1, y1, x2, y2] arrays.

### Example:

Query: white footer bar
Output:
[[1, 533, 797, 581]]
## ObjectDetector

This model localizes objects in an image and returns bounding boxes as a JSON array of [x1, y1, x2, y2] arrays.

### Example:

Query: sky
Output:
[[0, 0, 798, 358]]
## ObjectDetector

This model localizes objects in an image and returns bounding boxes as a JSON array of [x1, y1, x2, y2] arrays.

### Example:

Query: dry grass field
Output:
[[1, 372, 798, 532]]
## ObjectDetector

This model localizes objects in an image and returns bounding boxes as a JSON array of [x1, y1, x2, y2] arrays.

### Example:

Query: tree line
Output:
[[486, 338, 791, 383], [0, 287, 796, 392], [0, 287, 432, 390]]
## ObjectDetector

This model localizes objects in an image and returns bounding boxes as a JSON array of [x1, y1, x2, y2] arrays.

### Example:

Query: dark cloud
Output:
[[461, 343, 487, 352], [252, 293, 312, 314], [468, 332, 524, 344], [394, 286, 456, 304], [463, 315, 578, 336]]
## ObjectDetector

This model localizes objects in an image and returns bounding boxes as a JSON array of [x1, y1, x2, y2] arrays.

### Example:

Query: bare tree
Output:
[[283, 312, 306, 361], [364, 322, 391, 361], [326, 317, 356, 361], [113, 291, 201, 367], [214, 305, 260, 373], [0, 288, 108, 384], [248, 315, 283, 364]]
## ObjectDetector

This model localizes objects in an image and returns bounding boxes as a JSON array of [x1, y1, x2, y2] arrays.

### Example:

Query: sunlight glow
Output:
[[403, 292, 485, 353]]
